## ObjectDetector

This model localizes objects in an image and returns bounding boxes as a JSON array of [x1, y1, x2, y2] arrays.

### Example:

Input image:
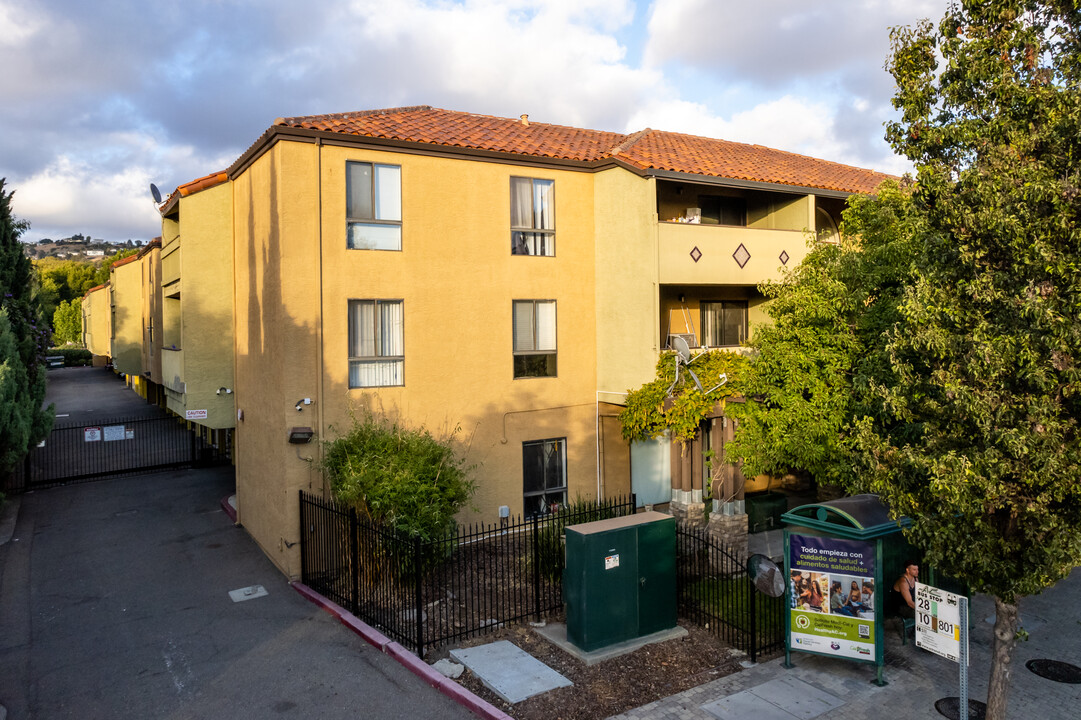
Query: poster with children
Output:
[[788, 534, 876, 661]]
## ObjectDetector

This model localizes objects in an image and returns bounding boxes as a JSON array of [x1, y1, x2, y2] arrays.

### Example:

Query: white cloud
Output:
[[643, 0, 949, 86], [0, 0, 45, 48], [10, 130, 237, 242], [14, 157, 161, 241], [4, 0, 942, 241], [326, 0, 654, 129], [627, 95, 841, 158]]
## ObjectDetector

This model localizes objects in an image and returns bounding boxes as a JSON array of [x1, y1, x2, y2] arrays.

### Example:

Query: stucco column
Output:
[[669, 435, 706, 527], [709, 414, 748, 557]]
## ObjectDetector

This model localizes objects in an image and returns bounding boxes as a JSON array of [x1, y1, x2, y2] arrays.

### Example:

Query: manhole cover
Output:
[[935, 697, 986, 720], [1026, 659, 1081, 683]]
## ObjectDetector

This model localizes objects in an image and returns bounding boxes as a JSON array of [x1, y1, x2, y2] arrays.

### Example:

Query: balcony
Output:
[[161, 346, 185, 394], [657, 222, 809, 286]]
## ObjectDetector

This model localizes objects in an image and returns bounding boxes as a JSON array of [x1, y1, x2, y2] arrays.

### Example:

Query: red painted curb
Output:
[[220, 495, 237, 523], [385, 641, 444, 686], [292, 582, 345, 619], [290, 582, 513, 720], [339, 613, 394, 649]]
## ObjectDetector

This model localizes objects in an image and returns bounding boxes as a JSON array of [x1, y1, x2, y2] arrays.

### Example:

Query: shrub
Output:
[[533, 496, 634, 582], [46, 347, 92, 366], [322, 412, 475, 542]]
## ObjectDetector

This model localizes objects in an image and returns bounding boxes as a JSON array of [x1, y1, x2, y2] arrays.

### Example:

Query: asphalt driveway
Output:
[[0, 467, 480, 719]]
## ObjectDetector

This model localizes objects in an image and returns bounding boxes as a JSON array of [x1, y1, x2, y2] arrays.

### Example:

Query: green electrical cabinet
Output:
[[563, 511, 676, 651]]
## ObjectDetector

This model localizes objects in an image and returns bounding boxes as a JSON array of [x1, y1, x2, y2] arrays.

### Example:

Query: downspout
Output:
[[596, 392, 602, 499], [229, 166, 240, 525], [316, 137, 326, 491]]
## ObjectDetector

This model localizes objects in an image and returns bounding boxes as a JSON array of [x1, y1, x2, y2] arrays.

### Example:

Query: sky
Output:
[[1, 0, 950, 244]]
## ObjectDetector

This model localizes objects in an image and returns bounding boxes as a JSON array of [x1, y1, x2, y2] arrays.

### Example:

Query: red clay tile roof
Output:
[[275, 107, 625, 163], [271, 106, 892, 195], [111, 254, 139, 270], [178, 171, 228, 197], [159, 170, 229, 214], [83, 283, 107, 299], [615, 129, 894, 195]]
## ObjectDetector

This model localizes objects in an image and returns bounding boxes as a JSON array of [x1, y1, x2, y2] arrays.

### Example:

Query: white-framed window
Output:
[[700, 301, 747, 347], [513, 300, 556, 378], [347, 162, 402, 251], [523, 438, 567, 517], [510, 177, 554, 256], [348, 299, 403, 387]]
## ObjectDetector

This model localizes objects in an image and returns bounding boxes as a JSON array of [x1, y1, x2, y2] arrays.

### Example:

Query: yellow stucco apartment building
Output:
[[87, 107, 888, 579]]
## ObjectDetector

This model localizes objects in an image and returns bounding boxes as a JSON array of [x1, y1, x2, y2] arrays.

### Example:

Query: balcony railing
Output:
[[658, 223, 810, 285], [161, 346, 185, 393]]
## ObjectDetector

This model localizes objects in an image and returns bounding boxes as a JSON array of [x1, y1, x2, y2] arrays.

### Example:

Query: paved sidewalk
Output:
[[610, 568, 1081, 720]]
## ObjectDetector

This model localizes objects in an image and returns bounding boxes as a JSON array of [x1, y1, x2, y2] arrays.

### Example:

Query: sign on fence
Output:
[[84, 427, 102, 442], [103, 425, 128, 442]]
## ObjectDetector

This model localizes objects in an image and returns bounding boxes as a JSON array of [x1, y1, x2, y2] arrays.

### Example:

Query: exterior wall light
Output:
[[288, 427, 314, 444]]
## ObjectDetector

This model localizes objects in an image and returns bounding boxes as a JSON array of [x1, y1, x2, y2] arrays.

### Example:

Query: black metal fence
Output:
[[3, 415, 231, 493], [676, 523, 786, 662], [300, 491, 786, 660], [299, 491, 636, 657]]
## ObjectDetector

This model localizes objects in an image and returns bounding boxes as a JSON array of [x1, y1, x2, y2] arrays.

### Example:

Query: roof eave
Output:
[[643, 168, 857, 200]]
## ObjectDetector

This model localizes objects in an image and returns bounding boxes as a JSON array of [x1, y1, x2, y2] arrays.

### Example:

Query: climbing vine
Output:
[[619, 350, 749, 444]]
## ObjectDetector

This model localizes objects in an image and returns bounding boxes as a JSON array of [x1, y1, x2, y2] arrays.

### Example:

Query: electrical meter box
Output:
[[563, 511, 676, 651]]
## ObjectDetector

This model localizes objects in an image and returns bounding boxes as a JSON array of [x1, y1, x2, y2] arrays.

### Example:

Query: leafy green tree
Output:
[[0, 179, 53, 476], [32, 258, 100, 326], [52, 298, 83, 346], [729, 182, 926, 486], [862, 4, 1081, 716], [733, 3, 1081, 717]]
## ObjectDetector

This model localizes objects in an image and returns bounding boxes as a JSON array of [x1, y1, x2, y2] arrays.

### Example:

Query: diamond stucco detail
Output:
[[690, 246, 702, 263], [779, 250, 790, 266], [733, 243, 751, 268]]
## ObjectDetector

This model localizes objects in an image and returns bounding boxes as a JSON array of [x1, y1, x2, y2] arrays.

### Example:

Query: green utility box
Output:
[[563, 511, 676, 651]]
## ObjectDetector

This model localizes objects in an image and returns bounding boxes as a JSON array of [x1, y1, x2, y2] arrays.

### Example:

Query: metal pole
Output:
[[350, 507, 359, 616], [532, 514, 542, 621], [783, 530, 793, 668], [299, 491, 307, 583], [749, 573, 758, 664], [959, 597, 969, 718], [414, 535, 424, 658]]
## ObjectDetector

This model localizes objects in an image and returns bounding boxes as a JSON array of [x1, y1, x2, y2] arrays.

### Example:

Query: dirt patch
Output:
[[430, 618, 745, 720]]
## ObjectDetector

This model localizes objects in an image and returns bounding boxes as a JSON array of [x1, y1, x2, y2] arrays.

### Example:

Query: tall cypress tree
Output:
[[0, 178, 53, 476]]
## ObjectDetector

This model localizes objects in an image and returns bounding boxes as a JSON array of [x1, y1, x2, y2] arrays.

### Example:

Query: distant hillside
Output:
[[22, 235, 143, 260]]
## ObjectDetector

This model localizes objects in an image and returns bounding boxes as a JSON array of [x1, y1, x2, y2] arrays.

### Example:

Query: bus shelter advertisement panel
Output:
[[789, 534, 876, 660]]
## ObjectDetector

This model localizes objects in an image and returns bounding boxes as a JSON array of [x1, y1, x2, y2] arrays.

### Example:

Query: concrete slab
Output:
[[450, 640, 572, 703], [747, 677, 845, 719], [533, 622, 688, 666], [701, 691, 797, 720], [701, 677, 843, 720]]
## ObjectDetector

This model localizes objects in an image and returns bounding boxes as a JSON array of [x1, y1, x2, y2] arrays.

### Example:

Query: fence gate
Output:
[[4, 415, 231, 492]]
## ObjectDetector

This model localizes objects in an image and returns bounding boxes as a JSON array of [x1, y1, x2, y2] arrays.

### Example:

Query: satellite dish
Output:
[[747, 553, 785, 598], [150, 183, 162, 204], [672, 335, 692, 364], [667, 336, 730, 396]]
